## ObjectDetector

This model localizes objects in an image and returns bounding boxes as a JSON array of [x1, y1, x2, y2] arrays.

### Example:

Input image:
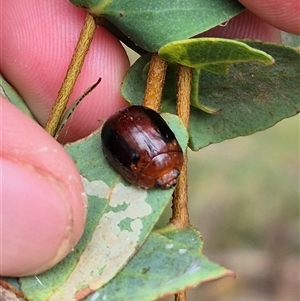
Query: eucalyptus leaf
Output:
[[19, 115, 188, 301], [121, 41, 300, 150], [84, 227, 234, 301], [69, 0, 244, 52], [158, 38, 274, 73]]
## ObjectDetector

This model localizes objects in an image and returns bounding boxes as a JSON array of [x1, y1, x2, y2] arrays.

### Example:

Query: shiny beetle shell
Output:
[[101, 105, 183, 189]]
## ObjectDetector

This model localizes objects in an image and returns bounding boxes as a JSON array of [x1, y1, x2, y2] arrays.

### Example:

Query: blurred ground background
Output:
[[126, 40, 299, 301]]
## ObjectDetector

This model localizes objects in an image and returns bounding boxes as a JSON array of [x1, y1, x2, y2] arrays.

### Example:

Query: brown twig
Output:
[[45, 14, 96, 136], [171, 65, 192, 229], [174, 290, 187, 301], [142, 55, 192, 301], [172, 65, 192, 301], [176, 65, 191, 128], [142, 53, 168, 111]]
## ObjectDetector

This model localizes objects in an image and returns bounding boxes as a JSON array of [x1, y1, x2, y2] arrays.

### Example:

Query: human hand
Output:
[[201, 0, 299, 41], [1, 0, 298, 278], [0, 0, 129, 277], [238, 0, 299, 35]]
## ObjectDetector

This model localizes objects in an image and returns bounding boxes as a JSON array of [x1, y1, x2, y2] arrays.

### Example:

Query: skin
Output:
[[0, 0, 299, 277]]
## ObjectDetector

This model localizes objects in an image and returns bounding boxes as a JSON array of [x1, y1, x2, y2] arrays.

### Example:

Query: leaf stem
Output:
[[172, 65, 192, 301], [142, 53, 167, 111], [176, 65, 191, 128], [45, 14, 97, 136], [171, 65, 192, 230], [174, 291, 187, 301]]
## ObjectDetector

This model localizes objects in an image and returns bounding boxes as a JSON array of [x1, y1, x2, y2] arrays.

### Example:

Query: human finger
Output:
[[238, 0, 300, 35], [1, 99, 87, 276], [1, 0, 130, 143], [200, 10, 282, 43]]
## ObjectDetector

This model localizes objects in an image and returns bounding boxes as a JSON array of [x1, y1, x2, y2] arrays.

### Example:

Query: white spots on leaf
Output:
[[166, 259, 202, 286], [186, 260, 202, 274], [81, 176, 110, 199], [110, 183, 151, 217], [49, 181, 151, 301], [88, 291, 107, 301], [178, 248, 187, 255], [89, 292, 100, 301]]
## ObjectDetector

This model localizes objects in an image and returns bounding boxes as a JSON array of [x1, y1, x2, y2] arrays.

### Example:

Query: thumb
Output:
[[0, 98, 87, 276]]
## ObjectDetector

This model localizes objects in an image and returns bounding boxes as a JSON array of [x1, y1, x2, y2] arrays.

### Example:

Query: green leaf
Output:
[[69, 0, 244, 52], [190, 68, 221, 113], [0, 74, 36, 120], [19, 115, 188, 301], [83, 227, 234, 301], [162, 113, 189, 152], [158, 38, 274, 73], [121, 41, 300, 150]]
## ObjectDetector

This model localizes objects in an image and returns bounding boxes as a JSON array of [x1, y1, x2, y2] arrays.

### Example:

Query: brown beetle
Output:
[[101, 105, 183, 189]]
